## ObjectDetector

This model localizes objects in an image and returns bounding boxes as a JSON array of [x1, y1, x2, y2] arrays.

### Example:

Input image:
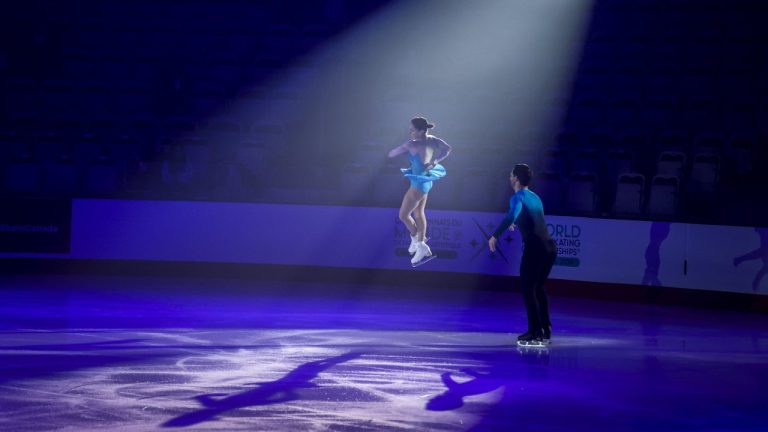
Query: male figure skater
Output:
[[488, 164, 557, 347]]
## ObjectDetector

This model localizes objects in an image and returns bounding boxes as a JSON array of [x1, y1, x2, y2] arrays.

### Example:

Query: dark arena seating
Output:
[[1, 0, 767, 227]]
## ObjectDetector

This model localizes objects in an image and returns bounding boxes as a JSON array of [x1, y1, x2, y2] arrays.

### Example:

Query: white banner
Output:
[[0, 199, 764, 295]]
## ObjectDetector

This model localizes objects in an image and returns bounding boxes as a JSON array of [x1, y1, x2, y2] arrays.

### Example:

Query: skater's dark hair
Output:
[[411, 116, 434, 132], [513, 163, 532, 186]]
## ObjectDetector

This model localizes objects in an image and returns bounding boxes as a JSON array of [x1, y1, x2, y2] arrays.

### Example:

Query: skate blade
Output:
[[517, 345, 550, 356], [411, 254, 437, 268], [516, 340, 547, 348]]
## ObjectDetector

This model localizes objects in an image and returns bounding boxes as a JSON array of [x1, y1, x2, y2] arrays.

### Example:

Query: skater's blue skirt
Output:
[[401, 164, 446, 194]]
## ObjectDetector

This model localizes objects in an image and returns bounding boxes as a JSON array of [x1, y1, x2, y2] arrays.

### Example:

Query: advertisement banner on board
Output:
[[0, 199, 72, 253], [1, 199, 763, 295]]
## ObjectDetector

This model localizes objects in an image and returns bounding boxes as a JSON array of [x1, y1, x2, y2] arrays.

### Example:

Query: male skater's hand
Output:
[[508, 224, 516, 232], [488, 236, 498, 253]]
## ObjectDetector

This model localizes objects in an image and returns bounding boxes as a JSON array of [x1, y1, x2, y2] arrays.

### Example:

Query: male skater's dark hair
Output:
[[513, 164, 533, 186]]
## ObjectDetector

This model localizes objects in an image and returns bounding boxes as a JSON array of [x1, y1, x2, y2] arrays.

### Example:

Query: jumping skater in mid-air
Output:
[[388, 116, 452, 267], [489, 164, 557, 347]]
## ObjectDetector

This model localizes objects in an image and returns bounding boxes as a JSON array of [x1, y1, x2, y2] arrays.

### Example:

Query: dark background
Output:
[[1, 0, 766, 227]]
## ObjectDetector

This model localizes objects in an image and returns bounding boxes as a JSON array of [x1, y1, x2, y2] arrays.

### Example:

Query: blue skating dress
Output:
[[400, 151, 446, 194]]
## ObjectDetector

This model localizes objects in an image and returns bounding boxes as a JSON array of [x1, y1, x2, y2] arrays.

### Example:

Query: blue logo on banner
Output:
[[470, 219, 511, 264]]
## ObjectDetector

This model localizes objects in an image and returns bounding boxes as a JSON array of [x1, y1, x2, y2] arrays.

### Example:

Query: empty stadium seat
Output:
[[647, 175, 679, 218], [566, 172, 597, 215], [613, 173, 645, 217]]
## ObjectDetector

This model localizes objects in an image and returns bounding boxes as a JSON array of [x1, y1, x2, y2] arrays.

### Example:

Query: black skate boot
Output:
[[543, 325, 552, 345], [517, 330, 545, 347]]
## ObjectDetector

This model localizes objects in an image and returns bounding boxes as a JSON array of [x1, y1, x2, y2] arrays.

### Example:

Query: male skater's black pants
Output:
[[519, 238, 557, 334]]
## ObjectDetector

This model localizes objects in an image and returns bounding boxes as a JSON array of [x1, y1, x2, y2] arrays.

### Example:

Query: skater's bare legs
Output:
[[399, 188, 423, 237], [414, 193, 428, 242]]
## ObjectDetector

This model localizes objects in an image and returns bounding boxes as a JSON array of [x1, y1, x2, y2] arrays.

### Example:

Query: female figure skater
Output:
[[388, 117, 452, 266]]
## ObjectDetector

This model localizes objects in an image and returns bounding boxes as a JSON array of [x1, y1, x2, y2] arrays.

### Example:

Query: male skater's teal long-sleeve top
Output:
[[493, 189, 551, 244]]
